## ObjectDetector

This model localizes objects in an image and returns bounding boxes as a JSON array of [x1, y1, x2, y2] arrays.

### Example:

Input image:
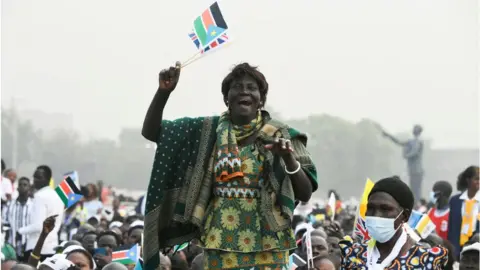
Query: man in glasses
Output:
[[427, 181, 453, 240]]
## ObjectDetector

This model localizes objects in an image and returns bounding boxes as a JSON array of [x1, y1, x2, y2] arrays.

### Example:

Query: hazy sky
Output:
[[2, 0, 478, 148]]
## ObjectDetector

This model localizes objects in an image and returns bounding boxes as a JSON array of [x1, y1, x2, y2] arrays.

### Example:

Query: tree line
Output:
[[1, 108, 420, 198]]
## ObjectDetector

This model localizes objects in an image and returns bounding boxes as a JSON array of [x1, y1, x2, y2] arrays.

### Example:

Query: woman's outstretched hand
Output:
[[159, 61, 181, 92], [264, 138, 294, 157]]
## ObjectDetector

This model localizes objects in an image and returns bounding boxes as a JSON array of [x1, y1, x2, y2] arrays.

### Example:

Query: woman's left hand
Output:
[[264, 138, 294, 157]]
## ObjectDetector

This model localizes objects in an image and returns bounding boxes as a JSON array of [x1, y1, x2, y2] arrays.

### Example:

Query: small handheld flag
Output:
[[134, 258, 143, 270], [408, 210, 436, 239], [55, 177, 83, 209], [63, 171, 79, 187], [353, 178, 375, 242], [112, 244, 139, 265], [193, 1, 228, 48], [189, 32, 229, 54], [182, 1, 231, 68]]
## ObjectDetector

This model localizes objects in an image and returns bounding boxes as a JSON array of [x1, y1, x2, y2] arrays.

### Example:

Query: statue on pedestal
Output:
[[380, 125, 424, 202]]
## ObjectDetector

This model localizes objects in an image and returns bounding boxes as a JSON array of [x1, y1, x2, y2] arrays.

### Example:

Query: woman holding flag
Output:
[[142, 62, 318, 269], [339, 176, 448, 269]]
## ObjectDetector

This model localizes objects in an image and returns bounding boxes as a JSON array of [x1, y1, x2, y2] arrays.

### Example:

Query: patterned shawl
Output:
[[214, 110, 263, 182], [144, 112, 317, 269]]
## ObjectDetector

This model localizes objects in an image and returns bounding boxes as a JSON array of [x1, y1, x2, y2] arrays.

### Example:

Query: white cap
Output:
[[109, 221, 123, 229], [40, 254, 75, 270], [62, 245, 97, 269], [461, 242, 480, 257], [62, 244, 86, 255], [130, 220, 144, 228]]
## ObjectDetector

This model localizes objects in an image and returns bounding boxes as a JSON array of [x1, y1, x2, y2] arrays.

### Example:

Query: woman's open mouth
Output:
[[237, 98, 253, 108]]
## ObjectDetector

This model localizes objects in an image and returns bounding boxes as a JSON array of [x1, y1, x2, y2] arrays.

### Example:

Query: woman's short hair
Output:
[[457, 166, 479, 192], [221, 63, 269, 106], [66, 249, 95, 269]]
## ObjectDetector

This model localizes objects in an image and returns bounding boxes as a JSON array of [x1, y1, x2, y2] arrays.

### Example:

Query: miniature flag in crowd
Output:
[[112, 244, 139, 265], [353, 178, 375, 242], [55, 177, 83, 209], [174, 242, 189, 253], [134, 258, 143, 270], [408, 210, 437, 239], [327, 192, 336, 221], [289, 253, 306, 270], [63, 171, 80, 187], [193, 1, 228, 48], [189, 31, 229, 54]]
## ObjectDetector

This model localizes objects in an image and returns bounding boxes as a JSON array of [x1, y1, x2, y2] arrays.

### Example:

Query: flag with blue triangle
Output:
[[134, 258, 143, 270]]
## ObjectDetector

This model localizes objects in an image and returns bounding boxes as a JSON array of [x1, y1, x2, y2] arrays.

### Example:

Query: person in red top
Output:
[[427, 181, 452, 240]]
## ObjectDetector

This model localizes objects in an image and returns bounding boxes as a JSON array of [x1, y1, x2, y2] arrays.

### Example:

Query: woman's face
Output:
[[128, 228, 143, 245], [67, 252, 92, 270], [366, 192, 407, 228], [226, 74, 262, 122], [468, 168, 480, 192]]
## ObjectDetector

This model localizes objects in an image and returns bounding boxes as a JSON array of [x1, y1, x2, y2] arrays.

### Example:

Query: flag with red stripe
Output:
[[55, 177, 83, 208]]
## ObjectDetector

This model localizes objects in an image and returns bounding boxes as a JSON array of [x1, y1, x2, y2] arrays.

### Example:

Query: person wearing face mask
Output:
[[427, 181, 452, 240], [339, 176, 448, 269]]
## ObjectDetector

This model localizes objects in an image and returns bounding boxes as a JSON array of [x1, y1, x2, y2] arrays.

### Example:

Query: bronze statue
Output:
[[380, 125, 424, 202]]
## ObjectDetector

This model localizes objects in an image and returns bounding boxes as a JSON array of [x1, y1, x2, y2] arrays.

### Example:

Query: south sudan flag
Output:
[[193, 1, 228, 47], [55, 177, 83, 208]]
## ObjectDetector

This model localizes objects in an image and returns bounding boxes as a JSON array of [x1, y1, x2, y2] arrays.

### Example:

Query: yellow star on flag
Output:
[[210, 30, 216, 36]]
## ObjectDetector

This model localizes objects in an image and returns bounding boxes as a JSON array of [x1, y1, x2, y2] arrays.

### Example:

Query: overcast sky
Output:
[[2, 0, 478, 149]]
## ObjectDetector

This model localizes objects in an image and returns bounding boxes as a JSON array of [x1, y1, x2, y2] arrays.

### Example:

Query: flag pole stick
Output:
[[181, 51, 203, 68], [181, 53, 204, 69]]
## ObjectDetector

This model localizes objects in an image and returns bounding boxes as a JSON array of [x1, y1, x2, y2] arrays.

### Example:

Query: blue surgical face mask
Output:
[[365, 210, 403, 243], [429, 191, 438, 204]]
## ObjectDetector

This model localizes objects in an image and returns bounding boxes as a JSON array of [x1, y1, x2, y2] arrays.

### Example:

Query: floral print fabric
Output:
[[201, 144, 296, 269], [339, 238, 448, 269]]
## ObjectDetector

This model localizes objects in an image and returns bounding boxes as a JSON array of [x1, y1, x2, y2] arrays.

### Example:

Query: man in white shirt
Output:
[[17, 165, 64, 261]]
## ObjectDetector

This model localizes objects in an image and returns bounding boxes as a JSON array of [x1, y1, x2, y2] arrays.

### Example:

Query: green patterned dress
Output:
[[201, 144, 297, 270]]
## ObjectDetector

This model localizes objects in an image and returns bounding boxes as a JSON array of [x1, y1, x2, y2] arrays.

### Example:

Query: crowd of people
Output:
[[0, 159, 479, 269], [0, 61, 478, 270]]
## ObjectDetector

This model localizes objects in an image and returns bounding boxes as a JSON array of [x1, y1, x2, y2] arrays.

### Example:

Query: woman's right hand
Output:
[[159, 61, 181, 92]]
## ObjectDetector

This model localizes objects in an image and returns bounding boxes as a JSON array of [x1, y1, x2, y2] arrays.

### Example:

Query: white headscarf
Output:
[[40, 254, 75, 270]]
